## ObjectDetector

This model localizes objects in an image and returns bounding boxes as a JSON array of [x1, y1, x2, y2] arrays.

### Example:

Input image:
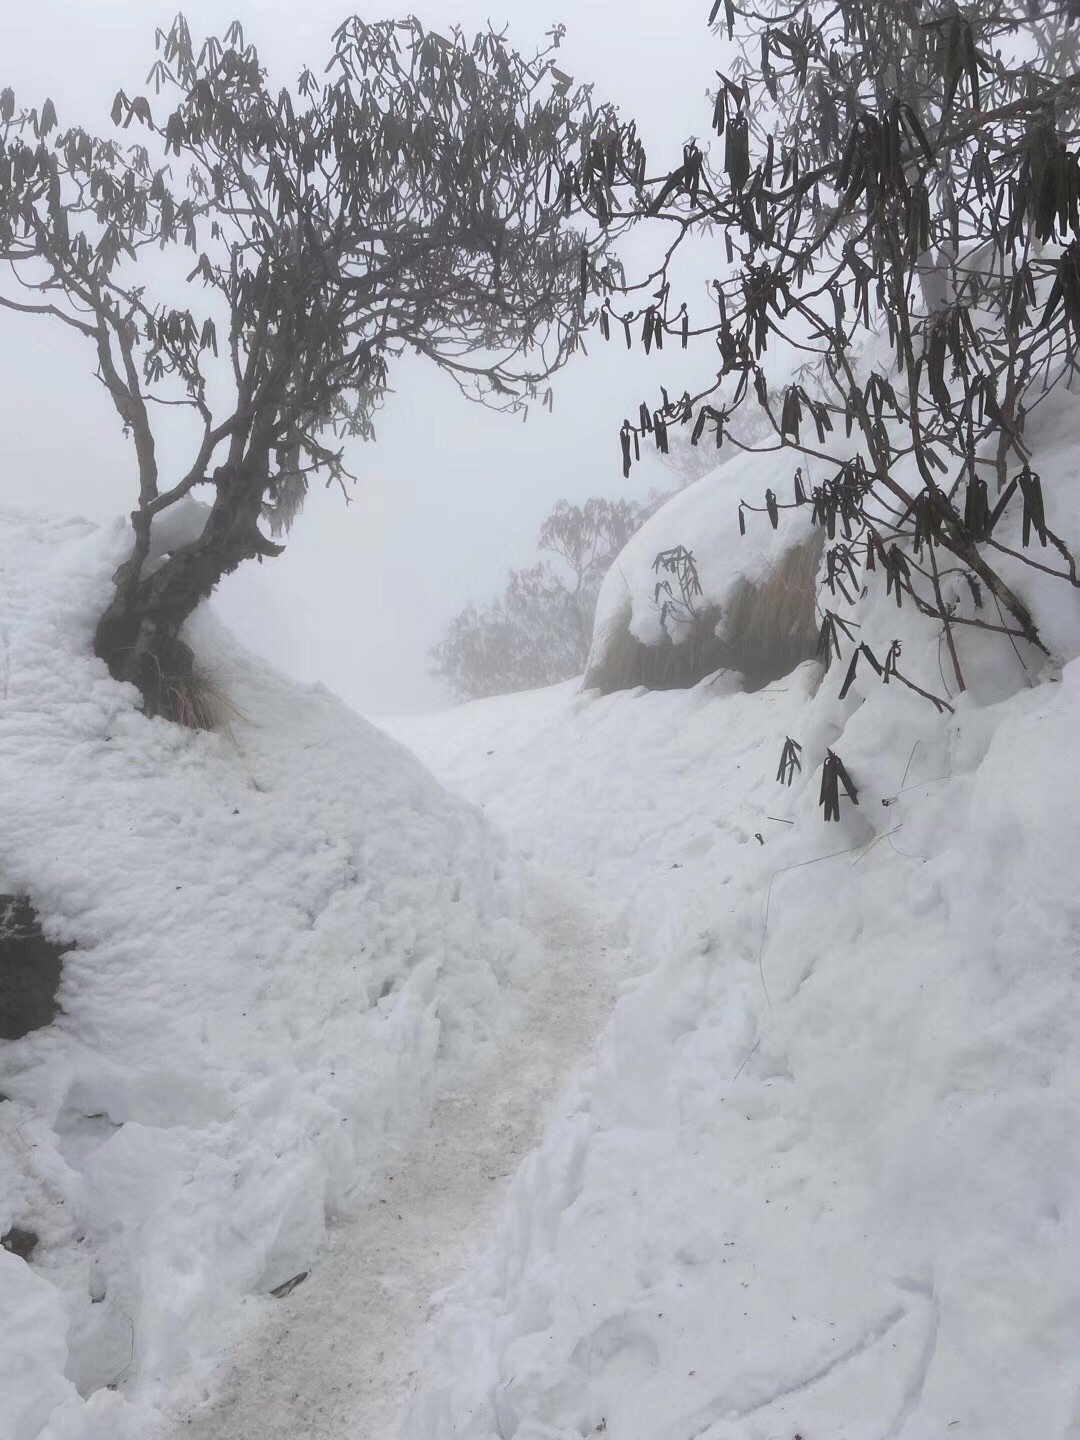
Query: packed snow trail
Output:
[[168, 864, 623, 1440]]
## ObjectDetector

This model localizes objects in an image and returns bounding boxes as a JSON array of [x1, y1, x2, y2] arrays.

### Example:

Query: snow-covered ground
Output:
[[170, 865, 622, 1440], [7, 375, 1080, 1440], [391, 662, 1080, 1439], [385, 402, 1080, 1438], [0, 509, 548, 1440]]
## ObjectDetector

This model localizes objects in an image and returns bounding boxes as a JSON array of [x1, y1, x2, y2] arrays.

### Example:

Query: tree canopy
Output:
[[0, 14, 646, 717], [602, 0, 1080, 712]]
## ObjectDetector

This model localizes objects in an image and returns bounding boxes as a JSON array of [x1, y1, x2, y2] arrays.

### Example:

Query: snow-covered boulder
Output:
[[584, 448, 821, 693]]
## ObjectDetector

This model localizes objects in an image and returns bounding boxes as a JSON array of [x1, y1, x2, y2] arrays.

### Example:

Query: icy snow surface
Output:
[[170, 865, 621, 1440]]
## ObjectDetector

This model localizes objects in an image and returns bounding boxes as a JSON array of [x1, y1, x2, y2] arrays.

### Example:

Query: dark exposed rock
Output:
[[584, 602, 730, 694], [0, 896, 66, 1040], [2, 1226, 39, 1262]]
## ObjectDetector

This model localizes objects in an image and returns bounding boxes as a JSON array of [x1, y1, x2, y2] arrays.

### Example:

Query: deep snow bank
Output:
[[390, 399, 1080, 1436], [165, 865, 622, 1440], [0, 509, 533, 1440], [394, 666, 1080, 1439]]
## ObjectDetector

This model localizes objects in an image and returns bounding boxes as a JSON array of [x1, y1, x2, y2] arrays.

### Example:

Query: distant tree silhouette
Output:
[[431, 497, 644, 699]]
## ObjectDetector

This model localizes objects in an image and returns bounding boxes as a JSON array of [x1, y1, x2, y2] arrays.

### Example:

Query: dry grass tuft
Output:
[[150, 658, 244, 737]]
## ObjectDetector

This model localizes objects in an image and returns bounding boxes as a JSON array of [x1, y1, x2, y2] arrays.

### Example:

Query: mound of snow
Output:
[[395, 666, 1080, 1439], [0, 509, 534, 1440]]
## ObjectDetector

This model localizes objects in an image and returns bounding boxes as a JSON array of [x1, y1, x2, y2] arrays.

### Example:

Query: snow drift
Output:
[[395, 667, 1080, 1439], [391, 389, 1080, 1439], [0, 509, 536, 1440]]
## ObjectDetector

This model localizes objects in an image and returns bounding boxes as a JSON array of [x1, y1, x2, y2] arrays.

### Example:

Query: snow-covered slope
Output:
[[389, 409, 1080, 1437], [0, 510, 536, 1440], [393, 666, 1080, 1439]]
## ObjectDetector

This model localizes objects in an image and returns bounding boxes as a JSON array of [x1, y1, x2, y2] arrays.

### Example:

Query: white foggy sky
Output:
[[1, 0, 721, 714]]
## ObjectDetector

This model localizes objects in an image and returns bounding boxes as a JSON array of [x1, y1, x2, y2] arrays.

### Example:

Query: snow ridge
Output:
[[0, 511, 535, 1440]]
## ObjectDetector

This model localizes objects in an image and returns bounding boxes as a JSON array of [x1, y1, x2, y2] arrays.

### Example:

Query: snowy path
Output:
[[168, 864, 622, 1440]]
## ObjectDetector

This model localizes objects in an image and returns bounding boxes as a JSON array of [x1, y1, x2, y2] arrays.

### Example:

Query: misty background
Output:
[[1, 0, 719, 714]]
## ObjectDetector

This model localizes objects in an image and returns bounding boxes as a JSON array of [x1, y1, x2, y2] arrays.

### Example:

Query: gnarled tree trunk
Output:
[[94, 450, 282, 718]]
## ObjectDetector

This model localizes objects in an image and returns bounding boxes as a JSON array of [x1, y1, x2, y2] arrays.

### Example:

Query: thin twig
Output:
[[992, 589, 1034, 685], [757, 839, 876, 1007], [928, 538, 965, 693], [851, 826, 902, 864], [732, 1037, 761, 1081], [900, 740, 920, 790]]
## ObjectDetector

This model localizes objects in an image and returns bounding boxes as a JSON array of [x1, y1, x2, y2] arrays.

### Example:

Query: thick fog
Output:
[[2, 0, 717, 713]]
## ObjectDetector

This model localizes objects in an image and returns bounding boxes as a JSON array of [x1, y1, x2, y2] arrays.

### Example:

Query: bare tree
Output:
[[431, 496, 643, 699], [0, 14, 647, 718]]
